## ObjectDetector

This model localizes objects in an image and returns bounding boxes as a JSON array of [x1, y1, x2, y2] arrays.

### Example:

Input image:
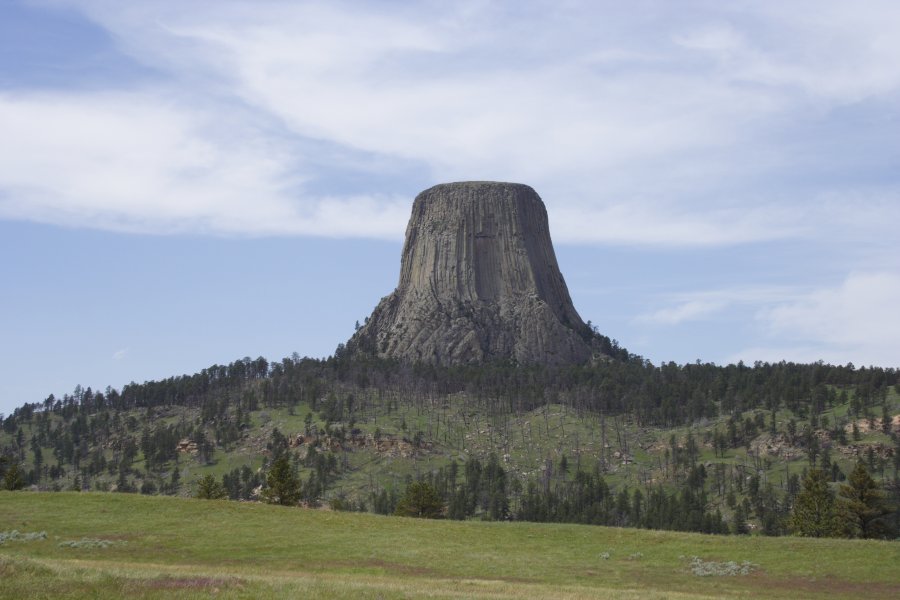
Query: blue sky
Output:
[[2, 0, 899, 415]]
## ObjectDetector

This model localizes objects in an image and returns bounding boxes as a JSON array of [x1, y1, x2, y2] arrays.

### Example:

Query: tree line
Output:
[[2, 351, 898, 539]]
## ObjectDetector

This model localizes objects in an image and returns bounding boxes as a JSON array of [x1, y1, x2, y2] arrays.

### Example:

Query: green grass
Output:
[[1, 492, 898, 599]]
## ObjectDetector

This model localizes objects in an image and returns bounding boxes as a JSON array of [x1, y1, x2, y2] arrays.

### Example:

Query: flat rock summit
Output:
[[349, 182, 599, 365]]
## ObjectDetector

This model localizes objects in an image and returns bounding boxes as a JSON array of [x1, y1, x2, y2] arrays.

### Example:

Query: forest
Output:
[[2, 349, 899, 539]]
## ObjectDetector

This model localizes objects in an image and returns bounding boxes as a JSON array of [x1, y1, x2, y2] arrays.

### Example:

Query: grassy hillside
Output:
[[1, 492, 898, 599], [3, 357, 898, 539], [4, 387, 897, 527]]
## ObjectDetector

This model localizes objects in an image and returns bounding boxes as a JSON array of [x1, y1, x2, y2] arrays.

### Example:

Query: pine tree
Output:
[[169, 465, 181, 494], [789, 468, 839, 537], [837, 462, 893, 539], [195, 474, 226, 500], [731, 503, 749, 534], [3, 461, 24, 490], [395, 481, 444, 518], [261, 455, 301, 506]]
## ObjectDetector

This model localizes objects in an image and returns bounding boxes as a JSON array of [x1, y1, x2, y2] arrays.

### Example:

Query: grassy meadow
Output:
[[1, 492, 898, 599]]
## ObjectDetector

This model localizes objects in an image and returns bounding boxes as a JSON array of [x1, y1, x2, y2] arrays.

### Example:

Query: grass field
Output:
[[1, 492, 898, 599]]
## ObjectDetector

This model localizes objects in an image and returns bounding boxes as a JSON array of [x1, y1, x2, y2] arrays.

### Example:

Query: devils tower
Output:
[[349, 182, 597, 365]]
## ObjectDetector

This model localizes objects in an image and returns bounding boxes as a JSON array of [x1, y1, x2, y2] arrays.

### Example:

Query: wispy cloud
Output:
[[659, 273, 900, 367], [112, 348, 128, 360], [0, 91, 409, 238], [637, 272, 900, 367], [553, 202, 806, 247], [748, 272, 900, 366], [637, 286, 800, 325], [639, 299, 728, 326], [674, 3, 900, 103], [1, 0, 897, 247]]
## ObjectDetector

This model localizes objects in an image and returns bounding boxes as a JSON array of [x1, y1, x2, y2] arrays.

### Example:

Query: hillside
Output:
[[1, 492, 898, 599], [2, 355, 898, 537]]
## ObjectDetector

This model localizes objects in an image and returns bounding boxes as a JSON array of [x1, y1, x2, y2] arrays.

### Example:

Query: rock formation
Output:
[[349, 181, 598, 365]]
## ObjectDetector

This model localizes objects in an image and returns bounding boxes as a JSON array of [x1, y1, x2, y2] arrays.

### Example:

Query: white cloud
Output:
[[673, 3, 900, 103], [112, 348, 128, 360], [673, 23, 745, 54], [0, 92, 408, 238], [637, 273, 900, 367], [637, 286, 799, 325], [639, 299, 727, 325], [552, 201, 806, 246], [727, 273, 900, 367], [4, 0, 900, 248]]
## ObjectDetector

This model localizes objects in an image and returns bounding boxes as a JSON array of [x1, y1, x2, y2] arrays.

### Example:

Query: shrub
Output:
[[58, 538, 123, 549], [0, 530, 47, 545], [689, 556, 757, 577]]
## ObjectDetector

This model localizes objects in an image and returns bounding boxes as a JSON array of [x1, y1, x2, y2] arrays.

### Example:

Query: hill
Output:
[[1, 492, 898, 599], [2, 355, 899, 538], [6, 179, 895, 539]]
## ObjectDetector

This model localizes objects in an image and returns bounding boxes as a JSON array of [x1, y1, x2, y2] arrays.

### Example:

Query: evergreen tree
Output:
[[195, 474, 226, 500], [789, 468, 839, 537], [448, 487, 468, 520], [262, 454, 301, 506], [115, 466, 133, 493], [169, 465, 181, 495], [3, 461, 24, 490], [395, 481, 444, 518], [837, 462, 893, 539], [731, 503, 749, 535]]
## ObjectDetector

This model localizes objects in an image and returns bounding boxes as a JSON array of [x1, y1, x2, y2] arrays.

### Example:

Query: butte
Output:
[[349, 181, 602, 365]]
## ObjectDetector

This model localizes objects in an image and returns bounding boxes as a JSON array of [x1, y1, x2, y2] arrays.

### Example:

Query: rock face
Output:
[[349, 182, 596, 365]]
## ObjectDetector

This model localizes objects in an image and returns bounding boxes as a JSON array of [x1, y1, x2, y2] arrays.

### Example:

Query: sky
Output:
[[1, 0, 899, 416]]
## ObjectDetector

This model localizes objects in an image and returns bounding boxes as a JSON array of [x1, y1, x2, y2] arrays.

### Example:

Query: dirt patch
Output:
[[746, 573, 900, 599], [142, 576, 242, 590], [356, 558, 437, 577], [330, 558, 538, 583]]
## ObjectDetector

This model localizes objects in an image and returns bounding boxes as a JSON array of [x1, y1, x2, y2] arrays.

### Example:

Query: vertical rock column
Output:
[[350, 181, 595, 365]]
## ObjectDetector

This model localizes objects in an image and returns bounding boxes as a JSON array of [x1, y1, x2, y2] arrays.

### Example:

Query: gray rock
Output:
[[350, 181, 597, 365]]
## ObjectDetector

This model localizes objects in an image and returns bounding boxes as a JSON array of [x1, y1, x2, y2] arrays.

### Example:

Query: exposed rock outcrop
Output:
[[289, 431, 431, 459], [176, 439, 198, 454], [349, 181, 598, 365]]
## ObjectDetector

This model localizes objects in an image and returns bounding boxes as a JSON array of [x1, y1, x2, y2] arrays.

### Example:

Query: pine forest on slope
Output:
[[2, 353, 898, 538]]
